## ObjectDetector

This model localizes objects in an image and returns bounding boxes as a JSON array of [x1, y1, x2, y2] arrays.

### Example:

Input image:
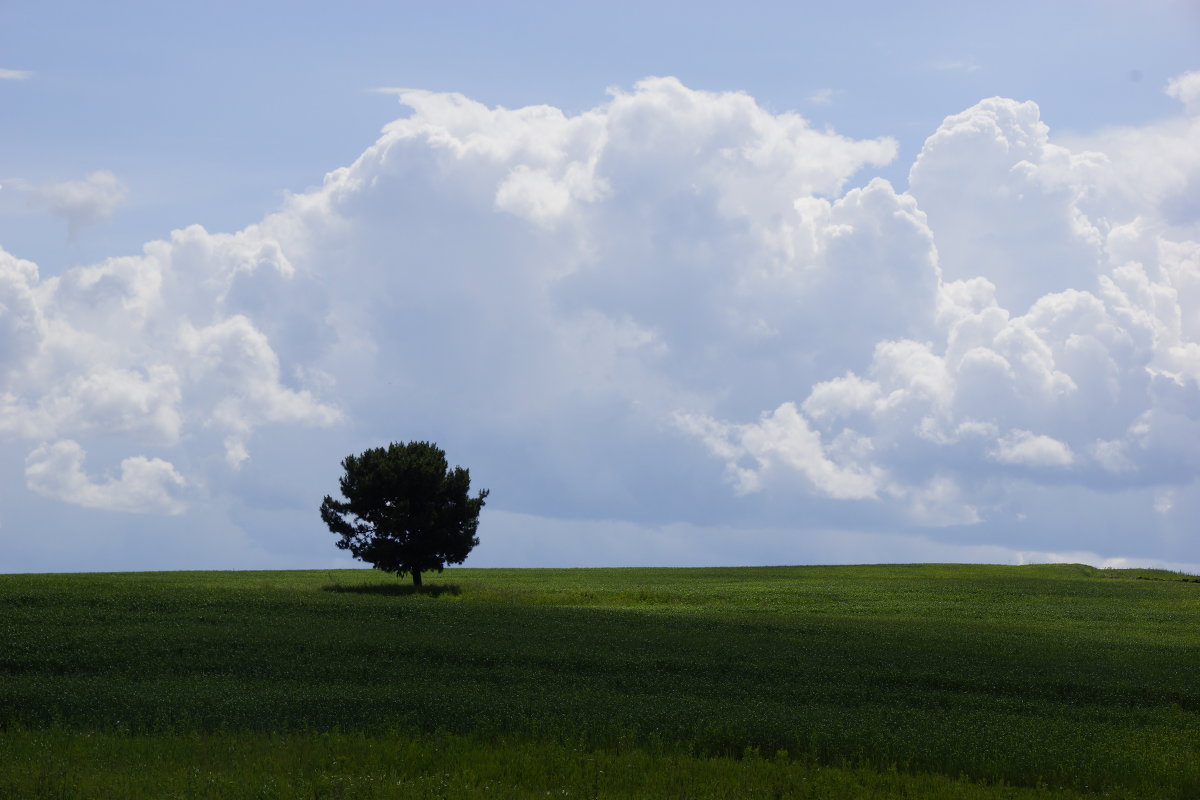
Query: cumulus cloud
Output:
[[3, 73, 1200, 569], [25, 440, 186, 514], [1166, 71, 1200, 115], [988, 430, 1074, 467], [909, 99, 1108, 312], [647, 76, 1200, 550], [0, 249, 43, 373], [36, 170, 128, 235], [0, 216, 342, 496], [675, 404, 880, 499]]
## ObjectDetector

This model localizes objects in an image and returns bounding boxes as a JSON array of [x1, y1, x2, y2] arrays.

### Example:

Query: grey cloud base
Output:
[[1, 76, 1198, 572]]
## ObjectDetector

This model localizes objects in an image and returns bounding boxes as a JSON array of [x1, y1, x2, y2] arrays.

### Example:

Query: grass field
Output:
[[1, 564, 1198, 798]]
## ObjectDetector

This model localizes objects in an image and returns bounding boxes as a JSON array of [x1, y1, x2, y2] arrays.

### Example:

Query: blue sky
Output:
[[1, 1, 1199, 573], [5, 1, 1195, 272]]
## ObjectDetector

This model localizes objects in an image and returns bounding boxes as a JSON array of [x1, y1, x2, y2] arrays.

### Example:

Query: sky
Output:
[[1, 1, 1199, 573]]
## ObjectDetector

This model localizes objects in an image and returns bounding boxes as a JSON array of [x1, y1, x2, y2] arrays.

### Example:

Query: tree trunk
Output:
[[412, 570, 423, 587]]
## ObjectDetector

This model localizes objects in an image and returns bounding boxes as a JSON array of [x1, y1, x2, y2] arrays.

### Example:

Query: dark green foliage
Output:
[[320, 441, 487, 585], [1, 564, 1198, 798]]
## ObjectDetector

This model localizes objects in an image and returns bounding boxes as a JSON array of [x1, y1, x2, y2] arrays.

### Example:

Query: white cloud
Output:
[[36, 170, 128, 235], [179, 315, 341, 434], [988, 429, 1075, 467], [675, 403, 880, 500], [11, 366, 184, 443], [0, 69, 32, 81], [25, 440, 186, 514], [0, 214, 342, 502], [3, 75, 1200, 569], [0, 249, 43, 374], [802, 373, 881, 421], [1166, 71, 1200, 115], [909, 98, 1107, 312], [661, 79, 1200, 541]]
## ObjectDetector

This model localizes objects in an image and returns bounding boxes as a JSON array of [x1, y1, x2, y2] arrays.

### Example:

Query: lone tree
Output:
[[320, 441, 488, 586]]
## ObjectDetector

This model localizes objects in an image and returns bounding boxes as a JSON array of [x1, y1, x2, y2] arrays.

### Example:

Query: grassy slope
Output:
[[1, 564, 1198, 798]]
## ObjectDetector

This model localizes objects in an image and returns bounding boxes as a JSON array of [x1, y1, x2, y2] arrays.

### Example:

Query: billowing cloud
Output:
[[2, 73, 1199, 570], [681, 75, 1200, 550], [675, 403, 880, 499], [0, 218, 342, 507], [25, 440, 186, 514], [36, 170, 128, 235]]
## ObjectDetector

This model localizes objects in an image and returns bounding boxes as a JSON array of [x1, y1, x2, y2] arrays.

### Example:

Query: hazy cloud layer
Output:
[[2, 75, 1198, 570]]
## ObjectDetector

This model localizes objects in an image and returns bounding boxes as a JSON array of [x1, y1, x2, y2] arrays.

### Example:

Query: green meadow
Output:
[[1, 564, 1198, 798]]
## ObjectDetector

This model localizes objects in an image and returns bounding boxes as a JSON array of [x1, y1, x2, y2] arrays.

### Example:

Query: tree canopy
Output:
[[319, 441, 488, 586]]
